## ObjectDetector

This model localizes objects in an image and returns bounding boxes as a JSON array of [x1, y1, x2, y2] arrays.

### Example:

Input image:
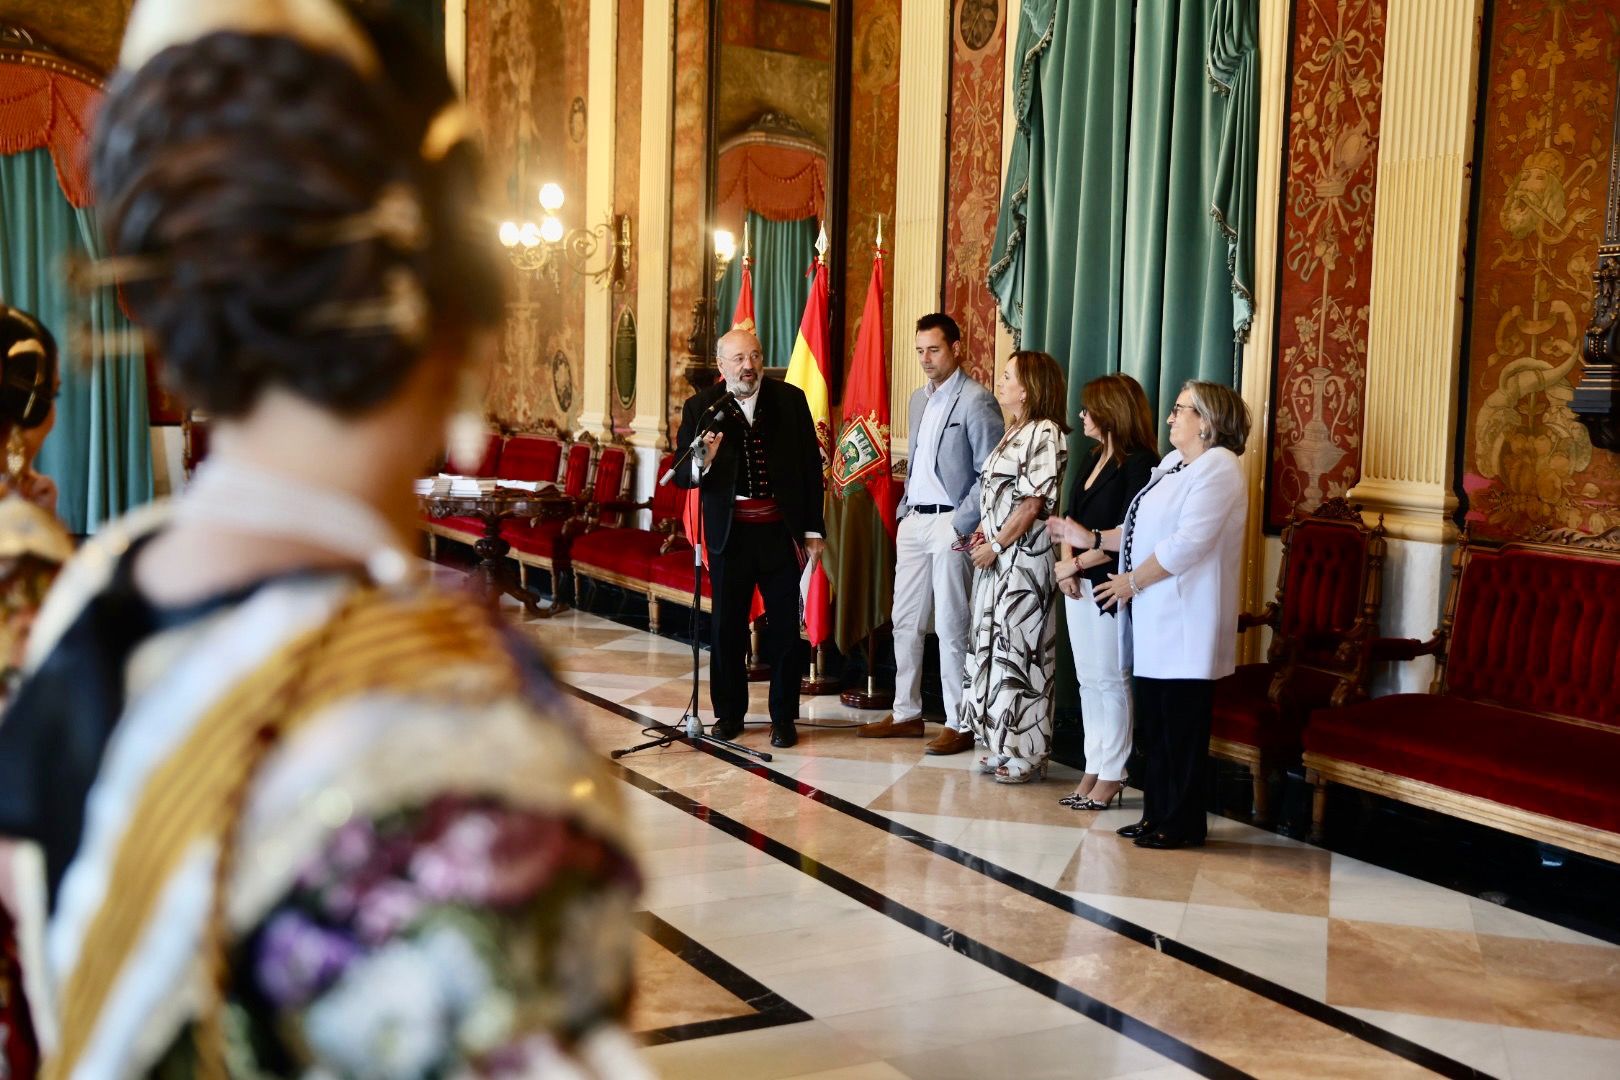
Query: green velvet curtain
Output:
[[716, 212, 819, 367], [989, 0, 1259, 435], [0, 148, 154, 534]]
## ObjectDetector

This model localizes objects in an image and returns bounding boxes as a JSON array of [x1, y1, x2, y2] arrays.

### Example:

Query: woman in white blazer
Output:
[[1051, 379, 1251, 849]]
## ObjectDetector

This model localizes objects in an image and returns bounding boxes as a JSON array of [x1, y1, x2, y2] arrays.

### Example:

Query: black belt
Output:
[[910, 504, 954, 514]]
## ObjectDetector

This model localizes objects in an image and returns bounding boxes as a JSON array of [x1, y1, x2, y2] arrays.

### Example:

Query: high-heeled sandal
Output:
[[1059, 776, 1100, 807], [1074, 782, 1125, 811], [993, 758, 1047, 784]]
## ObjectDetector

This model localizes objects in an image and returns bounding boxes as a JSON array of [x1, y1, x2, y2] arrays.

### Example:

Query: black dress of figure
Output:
[[674, 379, 825, 739], [1065, 447, 1158, 611]]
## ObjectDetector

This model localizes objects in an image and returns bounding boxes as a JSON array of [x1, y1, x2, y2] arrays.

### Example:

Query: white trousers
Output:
[[1065, 580, 1133, 780], [892, 511, 973, 728]]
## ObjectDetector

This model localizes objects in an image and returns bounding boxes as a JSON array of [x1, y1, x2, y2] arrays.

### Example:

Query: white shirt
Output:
[[1121, 447, 1248, 680], [907, 367, 963, 508]]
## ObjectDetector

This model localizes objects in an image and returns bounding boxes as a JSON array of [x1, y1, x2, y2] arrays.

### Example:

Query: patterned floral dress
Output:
[[959, 419, 1067, 766]]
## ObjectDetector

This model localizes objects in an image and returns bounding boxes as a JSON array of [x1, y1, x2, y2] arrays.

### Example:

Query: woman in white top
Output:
[[1051, 380, 1251, 848]]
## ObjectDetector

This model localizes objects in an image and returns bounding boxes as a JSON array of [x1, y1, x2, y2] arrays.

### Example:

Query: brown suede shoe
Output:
[[856, 717, 925, 739], [925, 728, 976, 755]]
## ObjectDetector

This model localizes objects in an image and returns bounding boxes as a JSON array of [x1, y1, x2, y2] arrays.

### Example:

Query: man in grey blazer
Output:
[[858, 313, 1004, 753]]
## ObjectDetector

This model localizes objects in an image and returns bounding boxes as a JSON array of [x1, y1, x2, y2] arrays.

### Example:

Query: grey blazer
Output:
[[896, 373, 1005, 536]]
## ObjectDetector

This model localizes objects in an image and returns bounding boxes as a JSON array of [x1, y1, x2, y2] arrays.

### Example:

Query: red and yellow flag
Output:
[[827, 239, 897, 653], [785, 248, 833, 648]]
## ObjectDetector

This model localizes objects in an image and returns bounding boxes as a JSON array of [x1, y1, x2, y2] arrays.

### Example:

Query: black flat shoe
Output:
[[710, 717, 744, 740], [770, 723, 798, 748], [1115, 819, 1157, 839], [1133, 832, 1205, 850]]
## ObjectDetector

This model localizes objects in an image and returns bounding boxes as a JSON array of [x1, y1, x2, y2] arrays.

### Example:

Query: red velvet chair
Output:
[[572, 453, 693, 627], [1210, 497, 1387, 822], [420, 430, 503, 554], [504, 435, 631, 606], [1304, 538, 1620, 861], [181, 409, 211, 481], [498, 427, 566, 487]]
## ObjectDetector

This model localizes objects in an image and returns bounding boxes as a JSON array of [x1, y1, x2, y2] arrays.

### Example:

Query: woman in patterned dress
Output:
[[959, 350, 1069, 783]]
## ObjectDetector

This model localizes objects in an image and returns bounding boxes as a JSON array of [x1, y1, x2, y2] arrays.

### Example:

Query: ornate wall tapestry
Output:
[[665, 0, 711, 441], [612, 0, 644, 435], [468, 0, 590, 433], [943, 0, 1007, 384], [843, 0, 901, 384], [1462, 0, 1618, 541], [1265, 0, 1386, 529]]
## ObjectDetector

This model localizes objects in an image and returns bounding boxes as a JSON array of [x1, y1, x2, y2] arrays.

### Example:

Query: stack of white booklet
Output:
[[413, 476, 452, 496], [446, 474, 497, 497], [495, 479, 545, 492]]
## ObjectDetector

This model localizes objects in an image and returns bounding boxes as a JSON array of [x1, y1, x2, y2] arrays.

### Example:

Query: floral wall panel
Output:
[[666, 0, 711, 442], [843, 0, 901, 386], [468, 0, 590, 433], [943, 0, 1007, 385], [1265, 0, 1386, 529], [612, 0, 644, 436], [1462, 0, 1618, 541]]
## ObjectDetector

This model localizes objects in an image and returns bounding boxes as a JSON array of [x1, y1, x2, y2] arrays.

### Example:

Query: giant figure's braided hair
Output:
[[90, 2, 502, 418]]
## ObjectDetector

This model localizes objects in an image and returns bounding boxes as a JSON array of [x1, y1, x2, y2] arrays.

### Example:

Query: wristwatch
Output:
[[1091, 528, 1104, 550], [990, 540, 1005, 555]]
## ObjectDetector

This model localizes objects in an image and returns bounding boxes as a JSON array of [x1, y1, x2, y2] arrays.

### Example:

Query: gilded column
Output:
[[1236, 0, 1289, 659], [1347, 0, 1485, 542], [889, 3, 951, 460], [631, 0, 675, 449], [580, 0, 618, 436], [444, 0, 466, 94]]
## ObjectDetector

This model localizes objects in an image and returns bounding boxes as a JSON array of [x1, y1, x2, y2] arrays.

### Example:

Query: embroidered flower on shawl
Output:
[[218, 794, 639, 1079]]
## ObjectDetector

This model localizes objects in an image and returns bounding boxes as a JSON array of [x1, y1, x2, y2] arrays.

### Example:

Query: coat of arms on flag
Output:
[[833, 412, 890, 492]]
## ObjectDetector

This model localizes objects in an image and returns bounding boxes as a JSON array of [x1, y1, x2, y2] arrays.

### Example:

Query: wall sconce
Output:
[[498, 182, 633, 292]]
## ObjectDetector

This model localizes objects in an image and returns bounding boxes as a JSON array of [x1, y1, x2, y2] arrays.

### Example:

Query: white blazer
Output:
[[1120, 447, 1248, 680]]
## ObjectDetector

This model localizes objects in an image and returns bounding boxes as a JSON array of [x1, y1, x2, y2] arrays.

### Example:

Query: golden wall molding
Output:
[[1236, 0, 1290, 661], [444, 0, 466, 94], [1348, 0, 1484, 543], [580, 0, 618, 435], [888, 1, 952, 457], [631, 0, 676, 449]]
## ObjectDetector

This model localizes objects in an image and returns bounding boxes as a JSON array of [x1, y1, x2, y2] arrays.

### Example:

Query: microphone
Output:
[[658, 393, 733, 485]]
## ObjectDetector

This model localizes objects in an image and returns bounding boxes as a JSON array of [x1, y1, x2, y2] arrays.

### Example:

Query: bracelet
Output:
[[1091, 528, 1103, 551], [1128, 571, 1142, 595]]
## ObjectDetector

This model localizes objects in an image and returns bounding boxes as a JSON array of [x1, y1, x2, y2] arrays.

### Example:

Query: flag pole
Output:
[[839, 213, 896, 712]]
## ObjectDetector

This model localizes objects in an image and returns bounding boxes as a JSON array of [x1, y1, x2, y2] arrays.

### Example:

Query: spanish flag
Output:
[[785, 240, 833, 648]]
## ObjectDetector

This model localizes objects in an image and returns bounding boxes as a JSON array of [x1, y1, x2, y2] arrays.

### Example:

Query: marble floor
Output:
[[497, 592, 1620, 1080]]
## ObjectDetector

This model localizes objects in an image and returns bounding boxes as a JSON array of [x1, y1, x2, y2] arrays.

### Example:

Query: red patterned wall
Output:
[[1462, 0, 1619, 542], [611, 0, 644, 435], [943, 0, 1007, 385], [468, 0, 590, 433], [1265, 0, 1386, 529], [843, 0, 901, 386]]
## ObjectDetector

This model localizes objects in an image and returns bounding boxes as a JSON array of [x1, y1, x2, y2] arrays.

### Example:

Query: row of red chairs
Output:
[[419, 431, 712, 628]]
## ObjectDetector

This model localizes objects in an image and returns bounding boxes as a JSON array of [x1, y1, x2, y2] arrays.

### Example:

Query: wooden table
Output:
[[418, 487, 568, 615]]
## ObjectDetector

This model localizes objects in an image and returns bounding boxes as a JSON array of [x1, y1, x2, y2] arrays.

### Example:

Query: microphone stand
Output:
[[613, 430, 772, 763]]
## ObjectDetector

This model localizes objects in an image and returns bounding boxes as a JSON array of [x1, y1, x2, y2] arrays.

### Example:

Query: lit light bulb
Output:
[[540, 216, 565, 244], [498, 221, 520, 247], [714, 229, 736, 263], [519, 221, 541, 248], [539, 183, 565, 212]]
